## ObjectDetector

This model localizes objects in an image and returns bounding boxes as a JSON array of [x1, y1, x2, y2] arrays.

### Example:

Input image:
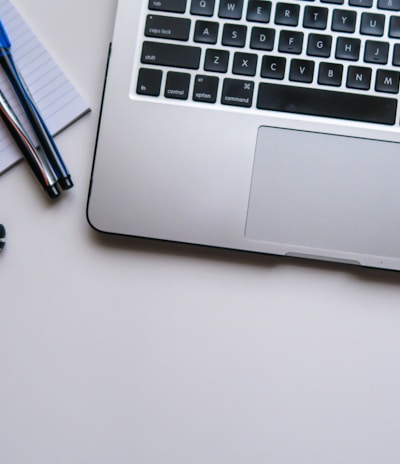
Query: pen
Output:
[[0, 20, 73, 190], [0, 223, 5, 251], [0, 90, 60, 198]]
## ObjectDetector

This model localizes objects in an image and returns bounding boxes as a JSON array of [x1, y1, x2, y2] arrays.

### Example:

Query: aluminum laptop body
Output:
[[87, 0, 400, 270]]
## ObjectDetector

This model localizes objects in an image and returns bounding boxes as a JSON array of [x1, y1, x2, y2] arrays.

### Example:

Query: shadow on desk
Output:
[[87, 228, 400, 286]]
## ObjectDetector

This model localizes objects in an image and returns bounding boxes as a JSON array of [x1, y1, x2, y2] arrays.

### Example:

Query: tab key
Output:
[[149, 0, 187, 13]]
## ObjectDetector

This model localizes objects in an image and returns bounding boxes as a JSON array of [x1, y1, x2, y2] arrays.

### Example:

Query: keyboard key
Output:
[[219, 0, 244, 19], [364, 40, 389, 64], [378, 0, 400, 10], [289, 59, 315, 83], [303, 6, 329, 29], [149, 0, 187, 13], [393, 44, 400, 66], [278, 30, 304, 54], [232, 52, 258, 76], [141, 41, 201, 69], [257, 83, 397, 124], [222, 24, 247, 47], [193, 75, 219, 102], [194, 20, 219, 43], [246, 0, 272, 23], [335, 37, 361, 61], [145, 15, 191, 41], [389, 16, 400, 38], [318, 62, 343, 86], [331, 9, 357, 33], [346, 66, 372, 90], [221, 78, 254, 107], [321, 0, 344, 3], [191, 0, 215, 15], [360, 13, 385, 36], [349, 0, 373, 6], [260, 55, 286, 79], [375, 70, 400, 93], [250, 27, 275, 50], [307, 33, 332, 57], [275, 3, 300, 26], [165, 71, 191, 99], [136, 68, 163, 96], [204, 49, 230, 72]]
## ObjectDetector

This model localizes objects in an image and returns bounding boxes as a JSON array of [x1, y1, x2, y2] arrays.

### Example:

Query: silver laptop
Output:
[[87, 0, 400, 271]]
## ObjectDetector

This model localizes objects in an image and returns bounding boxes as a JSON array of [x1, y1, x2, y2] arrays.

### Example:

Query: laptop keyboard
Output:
[[135, 0, 400, 125]]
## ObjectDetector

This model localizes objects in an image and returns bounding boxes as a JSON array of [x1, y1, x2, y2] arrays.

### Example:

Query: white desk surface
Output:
[[1, 1, 400, 463]]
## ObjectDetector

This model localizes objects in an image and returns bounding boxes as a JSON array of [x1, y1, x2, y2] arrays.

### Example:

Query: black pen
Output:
[[0, 223, 5, 251], [0, 20, 73, 190], [0, 90, 60, 198]]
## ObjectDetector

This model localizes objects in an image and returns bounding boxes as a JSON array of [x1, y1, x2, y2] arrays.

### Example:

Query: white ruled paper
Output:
[[0, 0, 89, 173]]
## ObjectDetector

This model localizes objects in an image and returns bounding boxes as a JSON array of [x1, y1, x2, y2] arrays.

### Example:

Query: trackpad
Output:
[[245, 126, 400, 258]]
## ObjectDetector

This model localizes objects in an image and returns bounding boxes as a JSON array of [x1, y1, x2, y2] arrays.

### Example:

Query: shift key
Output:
[[141, 41, 201, 69]]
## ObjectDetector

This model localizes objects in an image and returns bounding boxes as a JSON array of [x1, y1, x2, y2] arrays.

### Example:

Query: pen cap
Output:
[[0, 21, 11, 49], [0, 224, 5, 250]]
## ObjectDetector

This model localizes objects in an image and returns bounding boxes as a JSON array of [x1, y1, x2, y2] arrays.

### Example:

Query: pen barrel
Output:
[[0, 52, 73, 190], [0, 91, 60, 198]]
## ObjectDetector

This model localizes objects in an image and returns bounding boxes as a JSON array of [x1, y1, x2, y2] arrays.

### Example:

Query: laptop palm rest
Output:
[[245, 126, 400, 260]]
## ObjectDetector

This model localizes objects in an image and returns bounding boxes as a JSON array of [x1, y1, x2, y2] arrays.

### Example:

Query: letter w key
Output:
[[219, 0, 244, 19]]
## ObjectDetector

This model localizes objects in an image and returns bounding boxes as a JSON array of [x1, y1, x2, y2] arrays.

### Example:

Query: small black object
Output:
[[0, 223, 5, 250]]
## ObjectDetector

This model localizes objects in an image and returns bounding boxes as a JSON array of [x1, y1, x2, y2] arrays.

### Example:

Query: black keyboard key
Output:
[[219, 0, 244, 19], [191, 0, 215, 15], [165, 71, 191, 99], [360, 13, 385, 36], [149, 0, 187, 13], [303, 6, 329, 29], [349, 0, 373, 6], [335, 37, 361, 61], [145, 15, 191, 41], [378, 0, 400, 10], [257, 83, 397, 124], [289, 59, 315, 83], [222, 24, 247, 47], [346, 66, 372, 90], [193, 75, 219, 102], [278, 30, 304, 54], [375, 70, 400, 93], [318, 62, 343, 86], [393, 44, 400, 66], [321, 0, 344, 3], [261, 55, 286, 79], [364, 40, 389, 64], [232, 52, 258, 76], [307, 33, 332, 57], [275, 3, 300, 26], [204, 49, 230, 72], [389, 16, 400, 38], [141, 41, 201, 69], [250, 27, 275, 50], [331, 9, 357, 33], [194, 20, 219, 43], [247, 1, 272, 23], [137, 68, 163, 96], [221, 78, 254, 107]]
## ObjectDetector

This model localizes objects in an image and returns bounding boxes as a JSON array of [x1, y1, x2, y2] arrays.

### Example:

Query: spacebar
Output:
[[257, 83, 397, 125]]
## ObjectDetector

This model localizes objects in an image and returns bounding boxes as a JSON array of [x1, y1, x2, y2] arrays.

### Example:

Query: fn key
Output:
[[137, 68, 163, 96]]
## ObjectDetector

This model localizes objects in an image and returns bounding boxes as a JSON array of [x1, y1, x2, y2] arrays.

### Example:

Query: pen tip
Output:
[[46, 185, 61, 199], [59, 176, 74, 190], [0, 224, 6, 250]]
